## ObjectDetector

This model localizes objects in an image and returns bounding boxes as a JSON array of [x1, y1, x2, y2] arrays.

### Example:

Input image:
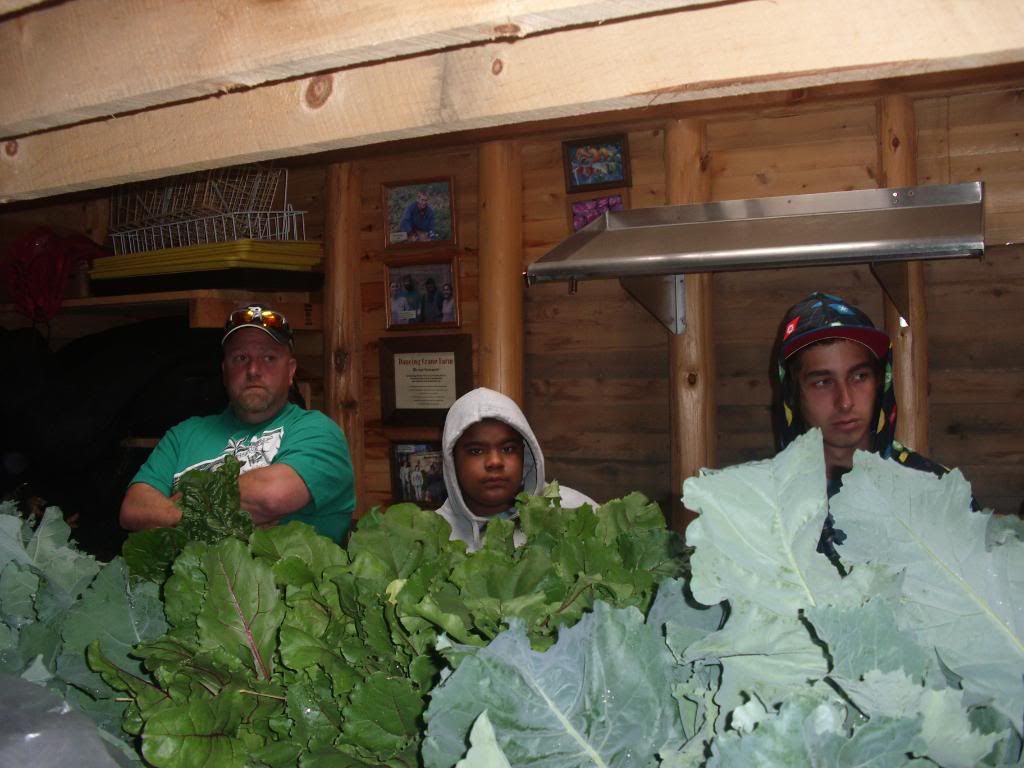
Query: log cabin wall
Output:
[[2, 85, 1022, 518]]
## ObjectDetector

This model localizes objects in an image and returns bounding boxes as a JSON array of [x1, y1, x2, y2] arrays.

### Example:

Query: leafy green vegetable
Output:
[[92, 492, 685, 766], [0, 501, 165, 764], [122, 457, 252, 582], [424, 431, 1024, 767]]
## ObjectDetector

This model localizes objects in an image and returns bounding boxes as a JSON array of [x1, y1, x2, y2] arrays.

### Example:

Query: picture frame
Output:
[[382, 177, 456, 249], [385, 255, 460, 330], [379, 334, 473, 427], [390, 441, 447, 506], [568, 189, 629, 232], [562, 134, 631, 194]]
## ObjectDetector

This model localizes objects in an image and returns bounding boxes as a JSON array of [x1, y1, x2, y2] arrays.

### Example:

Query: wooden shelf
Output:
[[2, 289, 322, 330]]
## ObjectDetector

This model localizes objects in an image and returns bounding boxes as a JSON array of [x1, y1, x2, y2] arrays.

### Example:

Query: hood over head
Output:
[[772, 291, 898, 458], [440, 387, 543, 527]]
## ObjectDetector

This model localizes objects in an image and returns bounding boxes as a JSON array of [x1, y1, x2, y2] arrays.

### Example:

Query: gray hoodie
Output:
[[435, 387, 597, 551]]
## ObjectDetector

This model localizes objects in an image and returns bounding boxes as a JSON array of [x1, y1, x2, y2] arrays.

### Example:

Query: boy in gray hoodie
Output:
[[435, 387, 597, 552]]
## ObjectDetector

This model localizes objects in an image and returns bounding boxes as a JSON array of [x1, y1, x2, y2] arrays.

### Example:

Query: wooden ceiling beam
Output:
[[0, 0, 701, 139], [2, 0, 1023, 203]]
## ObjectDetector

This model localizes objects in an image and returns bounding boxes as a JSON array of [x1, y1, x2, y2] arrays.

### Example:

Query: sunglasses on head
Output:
[[226, 306, 289, 331]]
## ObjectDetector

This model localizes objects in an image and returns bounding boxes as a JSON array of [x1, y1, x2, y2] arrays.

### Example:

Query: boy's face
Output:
[[794, 339, 878, 470], [453, 419, 525, 517]]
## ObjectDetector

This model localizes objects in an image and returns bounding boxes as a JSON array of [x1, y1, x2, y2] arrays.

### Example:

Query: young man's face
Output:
[[794, 339, 878, 471], [453, 419, 525, 517], [222, 327, 296, 424]]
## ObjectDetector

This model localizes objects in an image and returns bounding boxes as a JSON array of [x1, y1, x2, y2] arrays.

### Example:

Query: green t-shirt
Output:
[[131, 403, 355, 541]]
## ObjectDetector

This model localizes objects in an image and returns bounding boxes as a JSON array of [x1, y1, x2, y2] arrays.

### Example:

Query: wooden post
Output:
[[665, 119, 715, 533], [879, 94, 930, 454], [478, 140, 524, 404], [323, 162, 366, 517]]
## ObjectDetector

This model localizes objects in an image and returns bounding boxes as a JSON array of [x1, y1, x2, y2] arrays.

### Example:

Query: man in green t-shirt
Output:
[[120, 305, 356, 542]]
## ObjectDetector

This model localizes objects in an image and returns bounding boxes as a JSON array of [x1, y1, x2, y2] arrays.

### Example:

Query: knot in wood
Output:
[[305, 75, 333, 109], [493, 23, 521, 36], [491, 58, 504, 76], [687, 372, 698, 386], [4, 140, 17, 157]]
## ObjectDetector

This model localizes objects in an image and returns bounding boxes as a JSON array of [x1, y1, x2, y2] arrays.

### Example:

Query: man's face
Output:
[[403, 276, 414, 291], [794, 339, 878, 469], [416, 192, 429, 210], [454, 419, 525, 517], [390, 281, 400, 296], [222, 327, 296, 424]]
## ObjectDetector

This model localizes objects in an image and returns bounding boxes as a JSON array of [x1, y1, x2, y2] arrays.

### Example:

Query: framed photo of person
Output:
[[384, 255, 460, 330], [379, 334, 473, 427], [390, 441, 447, 506], [382, 177, 456, 249], [568, 189, 628, 232], [562, 134, 631, 194]]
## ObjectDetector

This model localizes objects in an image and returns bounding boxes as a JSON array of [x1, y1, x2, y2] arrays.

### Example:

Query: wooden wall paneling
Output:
[[523, 126, 671, 510], [664, 118, 713, 532], [478, 140, 524, 402], [324, 162, 366, 517], [925, 245, 1024, 515]]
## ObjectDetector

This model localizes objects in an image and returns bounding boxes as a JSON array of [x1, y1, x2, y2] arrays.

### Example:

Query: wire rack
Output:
[[108, 165, 307, 255]]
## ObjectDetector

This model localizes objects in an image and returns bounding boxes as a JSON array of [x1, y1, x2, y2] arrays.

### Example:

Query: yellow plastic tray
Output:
[[92, 240, 321, 280]]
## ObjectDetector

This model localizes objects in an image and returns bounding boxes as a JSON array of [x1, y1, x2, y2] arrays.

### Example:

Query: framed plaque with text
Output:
[[379, 334, 473, 426]]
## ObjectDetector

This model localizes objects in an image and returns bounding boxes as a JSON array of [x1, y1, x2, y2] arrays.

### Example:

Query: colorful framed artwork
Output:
[[384, 255, 460, 330], [382, 177, 456, 248], [569, 190, 628, 232], [562, 134, 631, 193]]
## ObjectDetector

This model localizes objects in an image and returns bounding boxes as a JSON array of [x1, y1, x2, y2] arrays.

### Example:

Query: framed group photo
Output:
[[385, 255, 460, 330], [562, 134, 631, 194], [390, 441, 447, 507], [382, 177, 456, 248]]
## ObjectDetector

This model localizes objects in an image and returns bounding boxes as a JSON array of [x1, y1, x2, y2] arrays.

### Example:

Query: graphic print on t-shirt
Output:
[[172, 427, 285, 486]]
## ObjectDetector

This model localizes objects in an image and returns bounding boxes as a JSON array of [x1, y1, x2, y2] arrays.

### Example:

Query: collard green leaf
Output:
[[833, 453, 1024, 728], [250, 521, 349, 585], [807, 597, 931, 685], [1, 561, 38, 628], [707, 694, 927, 768], [684, 600, 828, 722], [58, 558, 168, 696], [24, 508, 101, 622], [682, 430, 844, 614], [839, 670, 1006, 768], [455, 712, 512, 768], [196, 538, 284, 680], [422, 602, 684, 768]]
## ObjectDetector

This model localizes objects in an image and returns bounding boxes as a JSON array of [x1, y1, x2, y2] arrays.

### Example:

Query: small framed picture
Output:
[[385, 255, 460, 330], [562, 134, 631, 193], [569, 190, 628, 232], [390, 441, 448, 506], [382, 177, 456, 248]]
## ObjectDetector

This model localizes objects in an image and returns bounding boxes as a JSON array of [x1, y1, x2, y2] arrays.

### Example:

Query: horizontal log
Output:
[[6, 0, 1024, 201]]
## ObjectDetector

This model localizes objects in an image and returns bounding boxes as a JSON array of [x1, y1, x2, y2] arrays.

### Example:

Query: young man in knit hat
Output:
[[773, 291, 963, 562], [120, 305, 355, 542]]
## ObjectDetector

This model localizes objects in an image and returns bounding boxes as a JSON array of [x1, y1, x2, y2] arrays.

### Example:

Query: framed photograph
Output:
[[379, 334, 473, 427], [382, 177, 456, 248], [390, 441, 447, 506], [562, 134, 631, 193], [385, 255, 460, 330], [569, 190, 628, 232]]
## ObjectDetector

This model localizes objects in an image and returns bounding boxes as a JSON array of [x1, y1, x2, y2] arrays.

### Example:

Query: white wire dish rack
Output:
[[107, 165, 307, 256]]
